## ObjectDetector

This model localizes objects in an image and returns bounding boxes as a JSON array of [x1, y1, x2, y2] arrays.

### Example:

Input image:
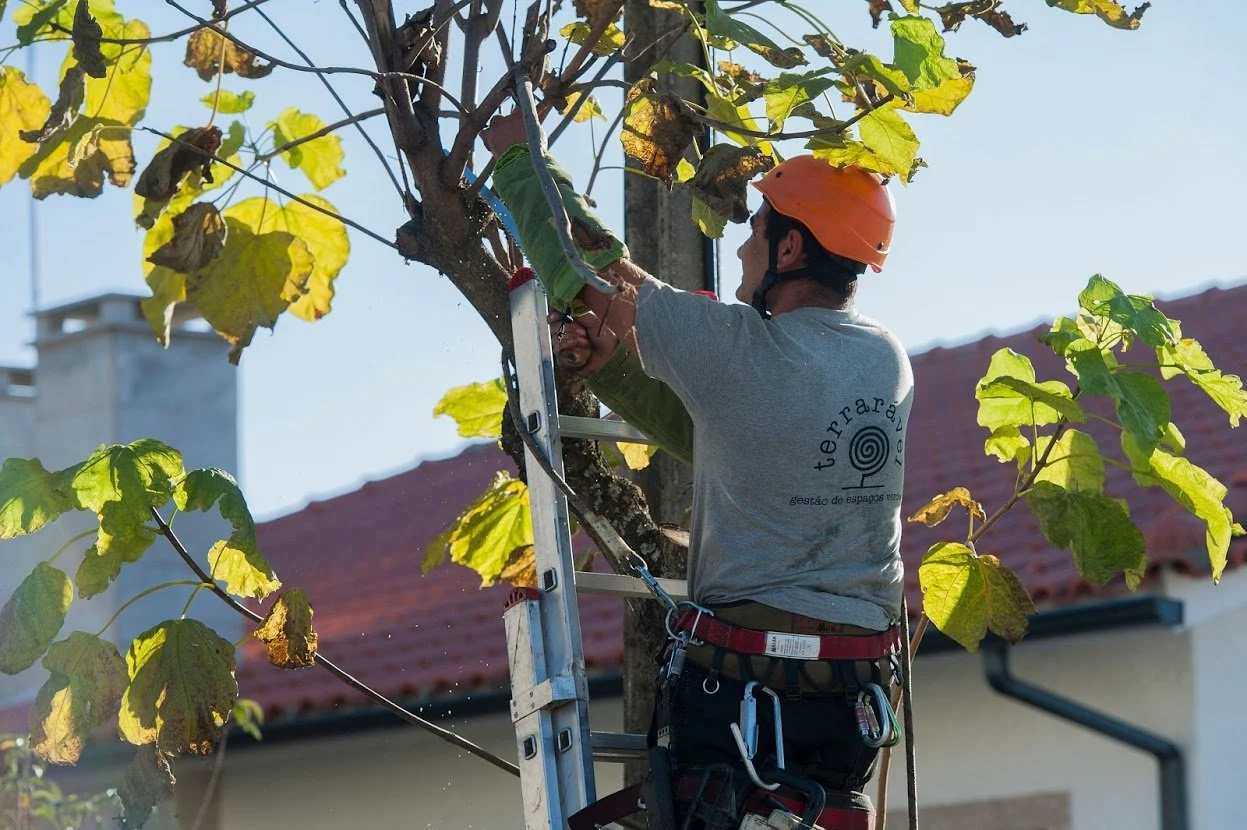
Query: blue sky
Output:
[[1, 1, 1244, 518]]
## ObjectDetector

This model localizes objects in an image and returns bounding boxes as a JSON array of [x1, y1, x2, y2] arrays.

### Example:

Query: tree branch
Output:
[[251, 4, 407, 198], [337, 0, 370, 43], [149, 507, 520, 778], [141, 127, 399, 251], [259, 107, 386, 162], [548, 44, 630, 146], [558, 0, 627, 88], [47, 0, 275, 45]]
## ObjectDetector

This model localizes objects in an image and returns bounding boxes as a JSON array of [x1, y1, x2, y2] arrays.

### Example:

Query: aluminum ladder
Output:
[[503, 273, 688, 829]]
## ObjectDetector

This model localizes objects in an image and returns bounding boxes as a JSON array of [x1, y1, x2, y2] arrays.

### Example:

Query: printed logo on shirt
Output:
[[813, 396, 907, 491]]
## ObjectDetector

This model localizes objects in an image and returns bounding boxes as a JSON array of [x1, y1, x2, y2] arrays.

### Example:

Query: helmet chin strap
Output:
[[752, 235, 852, 318]]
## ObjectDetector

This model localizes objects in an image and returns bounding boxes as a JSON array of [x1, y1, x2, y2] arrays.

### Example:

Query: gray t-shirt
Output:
[[634, 278, 914, 630]]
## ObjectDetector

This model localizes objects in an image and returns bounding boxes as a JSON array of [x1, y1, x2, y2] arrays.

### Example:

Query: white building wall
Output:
[[1166, 567, 1247, 830], [0, 367, 34, 462], [884, 612, 1193, 830]]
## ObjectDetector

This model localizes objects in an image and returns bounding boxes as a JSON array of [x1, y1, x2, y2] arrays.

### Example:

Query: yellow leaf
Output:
[[19, 116, 134, 198], [441, 473, 532, 586], [146, 202, 225, 273], [269, 107, 345, 191], [253, 589, 317, 669], [901, 75, 974, 116], [433, 378, 508, 439], [620, 80, 701, 185], [908, 486, 986, 527], [1046, 0, 1149, 30], [559, 90, 606, 123], [190, 199, 315, 362], [618, 441, 658, 470], [0, 67, 51, 186], [59, 14, 152, 127], [559, 20, 626, 55], [30, 633, 127, 765], [184, 26, 275, 80], [241, 195, 349, 322]]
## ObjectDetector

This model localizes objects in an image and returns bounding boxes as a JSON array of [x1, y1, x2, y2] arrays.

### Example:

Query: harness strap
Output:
[[673, 774, 875, 830], [567, 782, 644, 830], [676, 611, 902, 662]]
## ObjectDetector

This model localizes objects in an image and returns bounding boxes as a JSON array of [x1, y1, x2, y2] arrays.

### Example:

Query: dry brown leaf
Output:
[[253, 589, 318, 669], [908, 486, 987, 527], [500, 546, 537, 589], [147, 203, 226, 272], [134, 125, 222, 202], [184, 26, 275, 81], [620, 81, 700, 186], [19, 66, 85, 144], [72, 0, 107, 78], [687, 144, 774, 224], [868, 0, 894, 28]]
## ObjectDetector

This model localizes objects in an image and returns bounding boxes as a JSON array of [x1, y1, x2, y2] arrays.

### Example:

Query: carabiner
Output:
[[857, 682, 901, 748]]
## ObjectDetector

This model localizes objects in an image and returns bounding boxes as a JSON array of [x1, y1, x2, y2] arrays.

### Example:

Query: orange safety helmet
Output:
[[751, 156, 896, 272]]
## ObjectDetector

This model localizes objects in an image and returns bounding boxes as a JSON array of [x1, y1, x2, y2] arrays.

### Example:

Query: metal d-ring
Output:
[[702, 674, 720, 695]]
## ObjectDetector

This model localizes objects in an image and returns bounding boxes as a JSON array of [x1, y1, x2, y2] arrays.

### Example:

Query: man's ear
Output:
[[779, 228, 805, 267]]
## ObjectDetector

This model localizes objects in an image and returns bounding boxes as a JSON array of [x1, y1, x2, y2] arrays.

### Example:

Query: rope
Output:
[[900, 598, 919, 830]]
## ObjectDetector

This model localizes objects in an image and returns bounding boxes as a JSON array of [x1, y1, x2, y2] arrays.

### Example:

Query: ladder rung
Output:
[[575, 571, 689, 601], [591, 731, 648, 762], [558, 415, 656, 444]]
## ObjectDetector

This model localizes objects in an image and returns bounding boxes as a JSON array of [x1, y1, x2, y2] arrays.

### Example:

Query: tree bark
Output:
[[621, 0, 711, 790]]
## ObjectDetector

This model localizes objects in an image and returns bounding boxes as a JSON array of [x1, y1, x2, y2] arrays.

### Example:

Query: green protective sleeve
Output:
[[587, 346, 694, 465], [492, 145, 629, 311]]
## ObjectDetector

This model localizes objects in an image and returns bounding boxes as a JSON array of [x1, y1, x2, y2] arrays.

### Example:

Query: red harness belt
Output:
[[673, 774, 875, 830], [674, 610, 901, 662]]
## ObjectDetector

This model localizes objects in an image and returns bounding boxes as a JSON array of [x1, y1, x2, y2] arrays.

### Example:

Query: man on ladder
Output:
[[485, 110, 915, 830]]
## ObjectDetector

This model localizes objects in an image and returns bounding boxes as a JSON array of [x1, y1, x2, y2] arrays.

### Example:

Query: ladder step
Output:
[[591, 731, 648, 762], [575, 571, 689, 601], [558, 415, 656, 444]]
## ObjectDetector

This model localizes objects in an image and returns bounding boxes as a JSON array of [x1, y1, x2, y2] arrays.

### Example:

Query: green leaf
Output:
[[977, 376, 1085, 426], [975, 349, 1082, 431], [253, 588, 317, 669], [1077, 275, 1176, 349], [269, 107, 345, 191], [119, 618, 237, 756], [1070, 349, 1170, 454], [0, 457, 78, 538], [1025, 481, 1146, 587], [14, 0, 70, 43], [1122, 436, 1237, 581], [30, 632, 127, 764], [907, 487, 986, 527], [559, 20, 625, 55], [919, 542, 1035, 652], [1040, 315, 1095, 358], [1034, 429, 1104, 492], [433, 378, 508, 439], [763, 69, 835, 132], [189, 203, 316, 363], [858, 106, 919, 181], [691, 196, 728, 239], [704, 0, 807, 68], [1157, 338, 1247, 427], [202, 89, 255, 114], [76, 506, 158, 598], [174, 468, 280, 600], [68, 439, 183, 523], [705, 91, 769, 149], [0, 66, 52, 186], [118, 745, 174, 828], [432, 472, 532, 586], [0, 562, 72, 674], [231, 698, 264, 741], [891, 15, 960, 91], [984, 426, 1031, 467], [1045, 0, 1149, 30]]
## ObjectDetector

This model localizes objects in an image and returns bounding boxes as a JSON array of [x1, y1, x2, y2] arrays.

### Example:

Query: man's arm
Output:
[[486, 118, 691, 461]]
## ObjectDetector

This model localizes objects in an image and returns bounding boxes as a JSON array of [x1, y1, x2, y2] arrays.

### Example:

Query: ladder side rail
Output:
[[508, 277, 597, 828]]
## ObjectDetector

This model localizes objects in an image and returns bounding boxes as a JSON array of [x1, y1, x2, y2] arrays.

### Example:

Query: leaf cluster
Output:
[[0, 440, 311, 827], [911, 276, 1244, 652]]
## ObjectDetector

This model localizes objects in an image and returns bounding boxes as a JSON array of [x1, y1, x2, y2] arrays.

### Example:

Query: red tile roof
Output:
[[237, 284, 1247, 720]]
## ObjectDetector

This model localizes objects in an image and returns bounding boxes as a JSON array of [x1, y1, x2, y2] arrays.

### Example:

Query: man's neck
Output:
[[768, 279, 850, 316]]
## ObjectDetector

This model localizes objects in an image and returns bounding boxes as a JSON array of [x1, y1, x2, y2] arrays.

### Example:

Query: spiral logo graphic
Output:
[[849, 426, 890, 478]]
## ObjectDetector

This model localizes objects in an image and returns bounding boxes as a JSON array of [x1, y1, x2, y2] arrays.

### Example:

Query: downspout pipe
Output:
[[982, 639, 1188, 830]]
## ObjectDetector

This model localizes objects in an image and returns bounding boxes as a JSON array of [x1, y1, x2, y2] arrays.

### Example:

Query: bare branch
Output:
[[558, 0, 627, 87], [250, 4, 408, 199], [584, 102, 628, 199], [548, 41, 630, 146], [259, 107, 386, 162], [141, 127, 399, 251], [337, 0, 370, 43], [149, 507, 520, 778]]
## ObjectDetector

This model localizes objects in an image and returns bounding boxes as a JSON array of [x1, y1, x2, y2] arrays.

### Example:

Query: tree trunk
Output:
[[621, 0, 711, 790]]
